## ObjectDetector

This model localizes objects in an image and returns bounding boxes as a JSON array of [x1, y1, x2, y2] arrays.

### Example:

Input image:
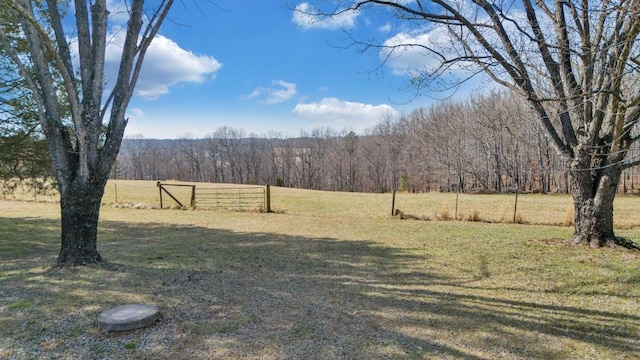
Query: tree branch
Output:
[[100, 0, 174, 180]]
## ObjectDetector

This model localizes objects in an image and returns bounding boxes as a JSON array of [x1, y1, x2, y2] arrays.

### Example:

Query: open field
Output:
[[1, 182, 640, 359], [7, 179, 640, 228], [104, 180, 640, 227]]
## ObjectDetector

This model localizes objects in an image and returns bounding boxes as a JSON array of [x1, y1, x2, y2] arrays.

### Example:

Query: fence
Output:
[[195, 186, 268, 211], [388, 189, 576, 225], [391, 189, 522, 221], [157, 182, 271, 212]]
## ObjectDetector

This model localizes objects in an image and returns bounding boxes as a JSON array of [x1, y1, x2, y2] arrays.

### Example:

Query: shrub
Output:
[[466, 209, 481, 222], [514, 212, 527, 224], [436, 203, 452, 221]]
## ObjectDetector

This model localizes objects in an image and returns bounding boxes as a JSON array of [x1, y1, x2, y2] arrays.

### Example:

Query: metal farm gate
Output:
[[157, 182, 271, 212], [195, 186, 267, 211]]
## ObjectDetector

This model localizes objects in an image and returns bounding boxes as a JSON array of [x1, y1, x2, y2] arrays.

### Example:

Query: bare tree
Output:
[[214, 126, 247, 183], [342, 131, 359, 191], [303, 0, 640, 248], [177, 135, 207, 182], [395, 109, 436, 192], [203, 134, 224, 183], [262, 131, 289, 187], [121, 135, 152, 180], [244, 137, 267, 185], [0, 0, 174, 265]]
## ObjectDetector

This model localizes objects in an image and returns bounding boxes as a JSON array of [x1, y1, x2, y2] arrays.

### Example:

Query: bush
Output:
[[466, 209, 481, 222], [436, 203, 452, 221]]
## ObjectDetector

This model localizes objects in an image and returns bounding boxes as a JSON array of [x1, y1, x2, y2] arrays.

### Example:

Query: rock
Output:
[[97, 304, 160, 332]]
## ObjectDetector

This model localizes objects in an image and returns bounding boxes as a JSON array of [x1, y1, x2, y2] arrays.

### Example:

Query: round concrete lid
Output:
[[97, 304, 160, 332]]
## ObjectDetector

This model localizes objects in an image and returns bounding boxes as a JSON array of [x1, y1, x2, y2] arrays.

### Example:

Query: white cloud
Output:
[[292, 97, 396, 132], [292, 2, 358, 30], [106, 0, 132, 24], [379, 22, 392, 33], [127, 107, 145, 119], [102, 31, 222, 100], [380, 28, 452, 76], [123, 108, 143, 135], [379, 7, 538, 78], [247, 80, 298, 104]]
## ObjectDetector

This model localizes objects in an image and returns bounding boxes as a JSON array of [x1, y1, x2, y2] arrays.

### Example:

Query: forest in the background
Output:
[[4, 90, 640, 197], [115, 90, 640, 194]]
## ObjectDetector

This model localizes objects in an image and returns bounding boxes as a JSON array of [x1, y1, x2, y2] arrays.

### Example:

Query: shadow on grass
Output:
[[1, 216, 639, 359]]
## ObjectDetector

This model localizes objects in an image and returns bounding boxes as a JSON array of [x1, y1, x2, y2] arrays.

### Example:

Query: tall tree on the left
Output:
[[0, 0, 174, 266]]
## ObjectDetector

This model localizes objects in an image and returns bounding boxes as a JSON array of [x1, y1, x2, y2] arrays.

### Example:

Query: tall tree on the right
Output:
[[301, 0, 640, 248]]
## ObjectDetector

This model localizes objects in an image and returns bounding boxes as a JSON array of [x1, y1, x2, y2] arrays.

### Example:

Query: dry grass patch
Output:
[[1, 192, 640, 359], [563, 205, 575, 227], [435, 202, 453, 221], [465, 208, 482, 222]]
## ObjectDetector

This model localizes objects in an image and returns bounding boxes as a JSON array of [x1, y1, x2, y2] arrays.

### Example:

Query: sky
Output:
[[99, 1, 484, 139]]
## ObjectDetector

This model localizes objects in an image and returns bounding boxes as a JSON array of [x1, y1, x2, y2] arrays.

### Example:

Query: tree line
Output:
[[5, 88, 638, 197], [115, 90, 640, 194]]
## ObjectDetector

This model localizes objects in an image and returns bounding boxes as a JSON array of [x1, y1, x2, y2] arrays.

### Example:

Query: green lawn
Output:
[[1, 183, 639, 359]]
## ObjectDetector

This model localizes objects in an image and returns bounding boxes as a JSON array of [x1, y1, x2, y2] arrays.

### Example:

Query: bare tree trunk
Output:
[[570, 150, 621, 247], [58, 178, 106, 265]]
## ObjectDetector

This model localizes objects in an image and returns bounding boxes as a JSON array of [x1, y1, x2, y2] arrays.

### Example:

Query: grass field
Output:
[[101, 180, 640, 228], [1, 181, 639, 359]]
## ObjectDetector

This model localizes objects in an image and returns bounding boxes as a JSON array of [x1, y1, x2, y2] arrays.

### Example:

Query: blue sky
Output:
[[103, 1, 481, 139]]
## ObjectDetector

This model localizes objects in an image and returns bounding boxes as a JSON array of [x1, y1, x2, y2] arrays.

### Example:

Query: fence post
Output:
[[190, 185, 196, 210], [265, 184, 272, 213], [157, 181, 163, 209], [513, 189, 519, 223], [391, 189, 396, 216]]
